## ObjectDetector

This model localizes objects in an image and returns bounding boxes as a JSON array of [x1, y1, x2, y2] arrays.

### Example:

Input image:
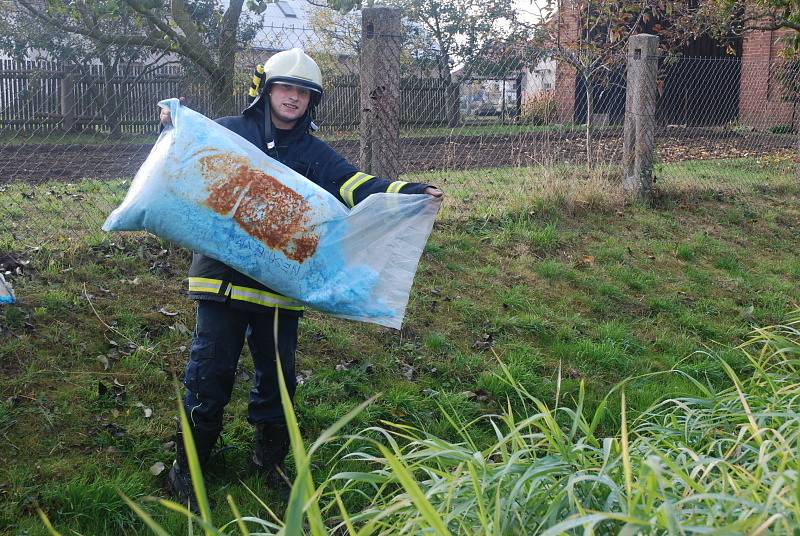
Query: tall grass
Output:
[[40, 312, 800, 534], [322, 312, 800, 534]]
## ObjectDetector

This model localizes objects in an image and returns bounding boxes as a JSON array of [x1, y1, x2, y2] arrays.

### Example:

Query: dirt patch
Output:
[[0, 143, 153, 184]]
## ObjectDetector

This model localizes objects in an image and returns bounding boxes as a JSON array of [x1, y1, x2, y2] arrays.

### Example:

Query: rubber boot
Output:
[[166, 425, 220, 514], [252, 422, 292, 493]]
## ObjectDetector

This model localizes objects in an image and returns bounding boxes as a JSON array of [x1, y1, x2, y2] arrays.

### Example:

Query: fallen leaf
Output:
[[472, 333, 495, 350], [296, 369, 313, 385], [103, 423, 126, 438], [401, 364, 415, 381], [173, 322, 190, 336], [134, 402, 153, 418], [96, 355, 110, 371], [336, 359, 357, 372]]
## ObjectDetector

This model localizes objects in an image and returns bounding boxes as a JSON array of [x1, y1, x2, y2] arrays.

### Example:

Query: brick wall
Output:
[[554, 4, 799, 130], [739, 29, 798, 129], [554, 1, 579, 122]]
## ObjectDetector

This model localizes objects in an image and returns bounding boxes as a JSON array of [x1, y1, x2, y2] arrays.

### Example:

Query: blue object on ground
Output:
[[103, 98, 440, 328], [0, 274, 14, 304]]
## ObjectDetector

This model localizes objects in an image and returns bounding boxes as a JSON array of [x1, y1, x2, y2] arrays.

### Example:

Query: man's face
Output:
[[269, 83, 311, 128]]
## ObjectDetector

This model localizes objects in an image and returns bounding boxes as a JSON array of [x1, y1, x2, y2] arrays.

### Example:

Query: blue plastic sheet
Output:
[[103, 99, 439, 328], [0, 274, 14, 304]]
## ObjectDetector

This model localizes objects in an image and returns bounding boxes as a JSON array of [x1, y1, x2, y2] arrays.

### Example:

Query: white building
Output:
[[251, 0, 318, 52], [522, 59, 556, 95]]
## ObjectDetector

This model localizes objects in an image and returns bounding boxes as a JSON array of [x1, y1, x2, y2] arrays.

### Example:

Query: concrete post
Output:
[[622, 34, 659, 200], [360, 7, 402, 179]]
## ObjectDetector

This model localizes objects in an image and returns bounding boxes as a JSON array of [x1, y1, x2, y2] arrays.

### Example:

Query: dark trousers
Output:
[[182, 300, 299, 436]]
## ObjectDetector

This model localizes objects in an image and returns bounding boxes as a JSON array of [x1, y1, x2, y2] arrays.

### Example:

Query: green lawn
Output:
[[0, 157, 798, 533]]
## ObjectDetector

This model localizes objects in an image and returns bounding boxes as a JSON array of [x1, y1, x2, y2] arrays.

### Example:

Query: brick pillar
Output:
[[739, 29, 796, 129], [554, 1, 579, 122], [554, 63, 576, 122]]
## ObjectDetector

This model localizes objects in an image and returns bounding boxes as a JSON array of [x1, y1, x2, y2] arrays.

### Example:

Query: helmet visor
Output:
[[268, 76, 322, 94]]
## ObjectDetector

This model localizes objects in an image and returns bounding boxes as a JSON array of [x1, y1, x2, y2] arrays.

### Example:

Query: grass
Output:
[[300, 313, 800, 534], [66, 310, 800, 535], [1, 156, 798, 533]]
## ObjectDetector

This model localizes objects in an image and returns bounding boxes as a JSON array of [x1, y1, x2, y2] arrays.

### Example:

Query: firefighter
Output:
[[162, 48, 443, 511]]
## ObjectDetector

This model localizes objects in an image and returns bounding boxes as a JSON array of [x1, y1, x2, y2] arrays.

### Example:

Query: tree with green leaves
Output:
[[318, 0, 525, 127], [0, 2, 161, 136], [700, 0, 800, 49], [306, 6, 439, 76], [14, 0, 266, 117]]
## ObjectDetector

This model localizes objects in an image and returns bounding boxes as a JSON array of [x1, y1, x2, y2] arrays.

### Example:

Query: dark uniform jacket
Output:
[[187, 101, 432, 314]]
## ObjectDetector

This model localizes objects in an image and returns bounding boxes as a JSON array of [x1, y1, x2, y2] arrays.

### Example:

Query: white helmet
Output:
[[263, 48, 323, 98], [246, 48, 323, 146]]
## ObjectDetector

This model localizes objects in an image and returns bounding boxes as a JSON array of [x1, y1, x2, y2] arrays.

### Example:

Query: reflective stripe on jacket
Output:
[[188, 277, 303, 310]]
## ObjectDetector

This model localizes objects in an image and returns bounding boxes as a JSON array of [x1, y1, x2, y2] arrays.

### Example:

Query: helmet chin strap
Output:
[[264, 95, 276, 150]]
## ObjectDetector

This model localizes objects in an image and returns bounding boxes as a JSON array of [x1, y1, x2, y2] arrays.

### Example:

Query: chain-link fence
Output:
[[1, 5, 798, 252]]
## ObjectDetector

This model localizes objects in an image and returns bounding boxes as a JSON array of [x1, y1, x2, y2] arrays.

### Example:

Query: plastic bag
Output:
[[103, 98, 440, 328], [0, 274, 14, 304]]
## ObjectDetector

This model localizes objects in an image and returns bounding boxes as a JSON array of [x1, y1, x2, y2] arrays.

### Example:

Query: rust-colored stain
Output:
[[199, 152, 319, 262]]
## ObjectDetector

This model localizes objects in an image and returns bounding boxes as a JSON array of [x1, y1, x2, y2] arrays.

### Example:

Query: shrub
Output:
[[520, 91, 556, 125], [769, 124, 795, 134]]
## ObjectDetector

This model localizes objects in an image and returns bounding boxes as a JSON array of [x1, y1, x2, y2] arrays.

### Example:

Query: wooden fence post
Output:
[[60, 67, 77, 133], [360, 6, 401, 178], [622, 34, 659, 200], [447, 82, 460, 127]]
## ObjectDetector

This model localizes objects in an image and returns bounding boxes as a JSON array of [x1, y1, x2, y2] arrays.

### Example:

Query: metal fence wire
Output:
[[1, 11, 798, 252]]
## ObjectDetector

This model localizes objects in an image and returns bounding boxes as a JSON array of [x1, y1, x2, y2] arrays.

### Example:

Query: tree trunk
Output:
[[210, 0, 244, 118], [102, 64, 122, 138], [209, 71, 237, 118], [447, 81, 460, 127], [585, 75, 594, 173]]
